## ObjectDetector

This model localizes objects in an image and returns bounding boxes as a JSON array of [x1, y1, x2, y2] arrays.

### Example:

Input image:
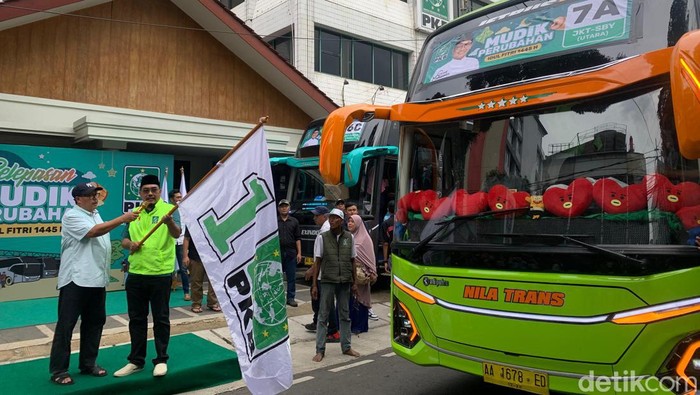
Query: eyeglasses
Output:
[[79, 193, 98, 199], [140, 187, 160, 194]]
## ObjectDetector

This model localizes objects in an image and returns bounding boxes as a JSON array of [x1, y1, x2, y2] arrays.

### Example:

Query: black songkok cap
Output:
[[140, 174, 161, 187]]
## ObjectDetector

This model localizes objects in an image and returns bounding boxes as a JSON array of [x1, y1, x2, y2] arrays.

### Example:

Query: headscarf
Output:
[[349, 215, 376, 276], [349, 214, 376, 308]]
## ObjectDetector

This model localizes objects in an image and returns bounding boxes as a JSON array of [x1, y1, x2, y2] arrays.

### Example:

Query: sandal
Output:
[[50, 372, 74, 385], [191, 306, 202, 313], [207, 304, 221, 312], [80, 365, 107, 377]]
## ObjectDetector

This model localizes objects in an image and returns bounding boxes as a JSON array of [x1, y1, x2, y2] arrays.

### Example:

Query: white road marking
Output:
[[293, 376, 315, 384], [36, 325, 54, 338], [382, 352, 395, 357], [328, 359, 373, 372], [111, 315, 130, 326], [175, 306, 200, 317]]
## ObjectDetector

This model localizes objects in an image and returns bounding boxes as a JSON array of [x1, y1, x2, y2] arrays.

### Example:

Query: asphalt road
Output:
[[221, 346, 532, 395]]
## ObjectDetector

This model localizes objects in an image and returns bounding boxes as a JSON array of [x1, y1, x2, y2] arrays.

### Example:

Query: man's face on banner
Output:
[[453, 39, 473, 60]]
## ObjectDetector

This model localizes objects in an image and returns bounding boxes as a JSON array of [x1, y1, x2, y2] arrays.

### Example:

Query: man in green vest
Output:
[[311, 208, 361, 362], [114, 174, 180, 378]]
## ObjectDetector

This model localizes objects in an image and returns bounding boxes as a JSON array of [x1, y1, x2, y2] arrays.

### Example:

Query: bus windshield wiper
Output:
[[480, 233, 645, 264], [409, 207, 528, 260]]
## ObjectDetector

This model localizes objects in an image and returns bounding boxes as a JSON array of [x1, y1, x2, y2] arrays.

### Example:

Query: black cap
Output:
[[71, 182, 104, 198], [311, 206, 329, 215], [278, 199, 290, 206], [335, 199, 345, 205], [140, 174, 161, 187]]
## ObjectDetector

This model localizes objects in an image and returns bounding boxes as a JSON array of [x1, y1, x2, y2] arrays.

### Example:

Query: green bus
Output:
[[318, 0, 700, 393]]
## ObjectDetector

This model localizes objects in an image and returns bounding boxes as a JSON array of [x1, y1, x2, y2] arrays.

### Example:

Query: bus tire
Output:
[[5, 276, 12, 286]]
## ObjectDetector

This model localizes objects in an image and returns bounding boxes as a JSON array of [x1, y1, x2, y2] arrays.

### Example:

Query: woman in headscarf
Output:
[[347, 214, 377, 334]]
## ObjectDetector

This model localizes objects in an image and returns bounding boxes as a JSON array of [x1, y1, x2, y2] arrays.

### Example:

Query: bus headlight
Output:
[[658, 334, 700, 394], [393, 298, 420, 348]]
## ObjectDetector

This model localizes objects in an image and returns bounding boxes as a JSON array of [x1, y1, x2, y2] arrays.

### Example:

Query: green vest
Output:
[[320, 230, 353, 283], [128, 199, 176, 275]]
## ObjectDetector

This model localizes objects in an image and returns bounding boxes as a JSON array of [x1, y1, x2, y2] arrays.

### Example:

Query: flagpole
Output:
[[180, 116, 269, 205], [136, 116, 269, 245]]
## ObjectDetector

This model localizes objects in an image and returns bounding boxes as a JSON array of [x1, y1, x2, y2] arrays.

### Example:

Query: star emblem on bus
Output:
[[498, 98, 507, 107]]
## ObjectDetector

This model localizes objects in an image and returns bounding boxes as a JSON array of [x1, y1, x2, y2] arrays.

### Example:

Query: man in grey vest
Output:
[[310, 208, 360, 362]]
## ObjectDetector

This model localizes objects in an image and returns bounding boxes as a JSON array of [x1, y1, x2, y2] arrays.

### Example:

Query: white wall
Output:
[[234, 0, 430, 106]]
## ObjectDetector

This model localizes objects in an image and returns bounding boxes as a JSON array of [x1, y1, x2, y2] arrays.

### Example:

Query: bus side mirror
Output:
[[671, 30, 700, 159]]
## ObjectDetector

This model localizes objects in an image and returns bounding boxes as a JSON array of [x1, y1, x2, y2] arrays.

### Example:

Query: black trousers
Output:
[[49, 282, 106, 375], [125, 274, 172, 366]]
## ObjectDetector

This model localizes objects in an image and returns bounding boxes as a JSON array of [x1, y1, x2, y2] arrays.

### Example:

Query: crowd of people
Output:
[[289, 199, 393, 362], [49, 174, 394, 384]]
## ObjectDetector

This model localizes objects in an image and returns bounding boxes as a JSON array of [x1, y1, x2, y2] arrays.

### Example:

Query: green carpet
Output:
[[1, 333, 242, 394], [0, 290, 192, 330]]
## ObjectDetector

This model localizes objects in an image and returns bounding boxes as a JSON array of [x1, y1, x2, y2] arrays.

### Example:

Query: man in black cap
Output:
[[115, 174, 180, 378], [277, 199, 301, 307], [49, 183, 139, 385]]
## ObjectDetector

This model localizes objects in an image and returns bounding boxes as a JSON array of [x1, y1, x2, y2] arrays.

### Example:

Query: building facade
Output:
[[230, 0, 491, 106]]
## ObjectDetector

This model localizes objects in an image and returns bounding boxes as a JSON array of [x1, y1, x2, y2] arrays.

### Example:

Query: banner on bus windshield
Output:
[[425, 0, 633, 83], [299, 121, 364, 149]]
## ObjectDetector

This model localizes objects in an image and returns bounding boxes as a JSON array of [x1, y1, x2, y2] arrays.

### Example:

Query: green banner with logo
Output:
[[425, 0, 633, 83], [0, 143, 172, 301]]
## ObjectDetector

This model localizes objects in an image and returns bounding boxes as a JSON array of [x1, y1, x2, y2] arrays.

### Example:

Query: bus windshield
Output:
[[410, 0, 698, 102], [397, 83, 700, 274]]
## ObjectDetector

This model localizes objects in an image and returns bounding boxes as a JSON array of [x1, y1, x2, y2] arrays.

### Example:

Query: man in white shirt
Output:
[[430, 37, 480, 82], [49, 183, 138, 385]]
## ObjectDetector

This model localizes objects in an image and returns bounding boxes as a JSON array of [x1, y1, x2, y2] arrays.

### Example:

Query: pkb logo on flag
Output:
[[180, 126, 292, 393], [225, 235, 288, 361], [195, 173, 288, 362]]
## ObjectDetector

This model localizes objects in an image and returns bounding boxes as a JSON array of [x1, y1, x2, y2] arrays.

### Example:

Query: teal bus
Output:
[[318, 0, 700, 393], [271, 117, 398, 270]]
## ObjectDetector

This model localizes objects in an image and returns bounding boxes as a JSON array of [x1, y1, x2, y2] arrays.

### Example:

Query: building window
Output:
[[457, 0, 489, 17], [314, 27, 409, 90], [267, 31, 293, 63], [218, 0, 244, 8]]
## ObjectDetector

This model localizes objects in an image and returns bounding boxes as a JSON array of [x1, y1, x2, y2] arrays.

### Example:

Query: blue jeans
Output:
[[312, 285, 338, 334], [282, 248, 296, 301], [316, 282, 352, 354], [175, 245, 189, 294]]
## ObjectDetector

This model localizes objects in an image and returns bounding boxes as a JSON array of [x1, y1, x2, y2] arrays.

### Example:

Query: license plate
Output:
[[304, 256, 314, 266], [483, 362, 549, 395]]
